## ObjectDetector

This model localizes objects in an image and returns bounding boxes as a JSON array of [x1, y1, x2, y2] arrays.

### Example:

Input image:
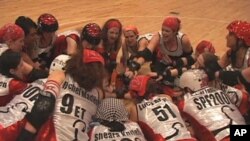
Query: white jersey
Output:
[[89, 121, 147, 141], [53, 75, 101, 141], [0, 74, 13, 97], [0, 79, 46, 128], [181, 86, 246, 141], [137, 96, 193, 141], [215, 82, 249, 114]]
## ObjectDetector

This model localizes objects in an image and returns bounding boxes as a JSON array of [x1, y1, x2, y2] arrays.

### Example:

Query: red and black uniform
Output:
[[52, 30, 80, 59], [0, 74, 28, 106]]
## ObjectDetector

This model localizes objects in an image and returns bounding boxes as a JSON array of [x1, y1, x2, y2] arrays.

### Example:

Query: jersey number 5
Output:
[[152, 104, 176, 121]]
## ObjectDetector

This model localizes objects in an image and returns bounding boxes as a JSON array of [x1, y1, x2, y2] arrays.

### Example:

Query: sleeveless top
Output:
[[156, 32, 185, 64], [137, 96, 194, 141], [179, 86, 246, 141], [53, 75, 101, 141]]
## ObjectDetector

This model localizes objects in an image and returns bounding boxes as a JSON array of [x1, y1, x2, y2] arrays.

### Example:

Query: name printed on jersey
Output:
[[191, 87, 232, 110]]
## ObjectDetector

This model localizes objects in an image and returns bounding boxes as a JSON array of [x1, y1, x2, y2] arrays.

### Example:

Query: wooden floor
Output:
[[1, 0, 250, 56]]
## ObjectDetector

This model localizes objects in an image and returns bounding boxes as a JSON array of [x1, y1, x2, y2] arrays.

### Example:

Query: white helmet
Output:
[[179, 69, 209, 92], [49, 54, 71, 74]]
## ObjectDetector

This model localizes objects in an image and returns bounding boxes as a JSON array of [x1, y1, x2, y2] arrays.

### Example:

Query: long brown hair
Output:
[[65, 47, 106, 91], [101, 18, 122, 52]]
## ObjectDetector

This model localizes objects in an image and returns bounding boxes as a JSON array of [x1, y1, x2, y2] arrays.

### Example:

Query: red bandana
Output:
[[107, 20, 121, 29], [227, 20, 250, 46], [196, 40, 215, 54], [83, 49, 104, 65], [129, 75, 150, 97], [0, 23, 24, 42], [123, 25, 139, 35], [162, 16, 181, 32]]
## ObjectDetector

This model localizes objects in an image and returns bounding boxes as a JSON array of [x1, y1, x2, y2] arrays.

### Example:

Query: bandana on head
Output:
[[83, 49, 104, 65], [0, 23, 24, 43], [129, 75, 150, 97], [196, 40, 215, 54], [107, 20, 121, 29], [123, 25, 139, 35], [162, 16, 181, 32], [227, 20, 250, 46]]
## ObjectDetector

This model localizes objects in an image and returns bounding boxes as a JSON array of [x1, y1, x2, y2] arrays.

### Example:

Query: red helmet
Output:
[[38, 13, 58, 32], [81, 23, 102, 46], [227, 20, 250, 46], [162, 16, 181, 32], [0, 23, 24, 42]]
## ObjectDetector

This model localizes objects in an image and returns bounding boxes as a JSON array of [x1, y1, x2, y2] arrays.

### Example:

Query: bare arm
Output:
[[21, 52, 41, 69], [137, 38, 148, 51], [218, 49, 231, 68], [137, 32, 159, 65], [241, 67, 250, 82], [66, 37, 78, 56], [124, 99, 138, 122], [181, 35, 193, 54]]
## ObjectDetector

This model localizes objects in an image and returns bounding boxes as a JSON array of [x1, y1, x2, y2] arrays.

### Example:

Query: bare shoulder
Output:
[[181, 34, 193, 52]]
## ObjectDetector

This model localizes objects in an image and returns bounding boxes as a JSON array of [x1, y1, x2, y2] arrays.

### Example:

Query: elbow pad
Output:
[[173, 56, 194, 68], [138, 48, 153, 61], [186, 55, 195, 66], [182, 49, 193, 57]]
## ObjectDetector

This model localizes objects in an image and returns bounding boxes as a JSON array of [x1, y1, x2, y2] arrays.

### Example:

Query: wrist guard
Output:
[[127, 60, 141, 72], [26, 90, 56, 130], [137, 48, 153, 61], [176, 67, 183, 76], [173, 58, 184, 68], [186, 56, 195, 66], [162, 69, 171, 80]]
